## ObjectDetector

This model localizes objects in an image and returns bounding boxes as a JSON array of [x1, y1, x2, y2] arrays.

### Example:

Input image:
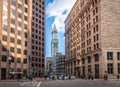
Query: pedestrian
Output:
[[69, 75, 71, 80], [104, 71, 108, 80], [117, 74, 119, 80]]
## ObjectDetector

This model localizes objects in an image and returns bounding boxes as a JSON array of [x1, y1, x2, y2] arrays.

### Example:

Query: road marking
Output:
[[37, 81, 41, 87]]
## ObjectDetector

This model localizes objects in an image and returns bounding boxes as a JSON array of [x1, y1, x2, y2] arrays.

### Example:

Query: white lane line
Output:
[[37, 81, 41, 87]]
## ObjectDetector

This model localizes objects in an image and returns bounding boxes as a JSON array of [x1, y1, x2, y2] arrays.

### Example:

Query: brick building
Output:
[[65, 0, 120, 78]]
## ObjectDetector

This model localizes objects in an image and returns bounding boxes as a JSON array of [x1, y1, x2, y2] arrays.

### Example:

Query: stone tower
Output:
[[51, 24, 59, 58]]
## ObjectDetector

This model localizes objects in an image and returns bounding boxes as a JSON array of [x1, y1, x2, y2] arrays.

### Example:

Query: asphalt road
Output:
[[40, 79, 120, 87], [0, 79, 120, 87], [0, 81, 39, 87], [0, 82, 20, 87]]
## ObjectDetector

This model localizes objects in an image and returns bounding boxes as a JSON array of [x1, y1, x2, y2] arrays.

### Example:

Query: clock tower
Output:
[[51, 24, 59, 58]]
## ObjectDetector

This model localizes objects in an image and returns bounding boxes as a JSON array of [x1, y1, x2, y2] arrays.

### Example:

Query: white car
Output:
[[71, 76, 76, 79]]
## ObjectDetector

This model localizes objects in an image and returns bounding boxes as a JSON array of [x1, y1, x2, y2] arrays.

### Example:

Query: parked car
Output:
[[71, 76, 76, 79]]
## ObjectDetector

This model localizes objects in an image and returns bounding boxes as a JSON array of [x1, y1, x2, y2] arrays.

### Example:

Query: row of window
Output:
[[10, 18, 28, 29], [32, 34, 44, 41], [82, 63, 120, 74], [81, 24, 99, 41], [81, 52, 120, 64], [107, 52, 120, 60], [82, 54, 99, 64], [31, 51, 44, 57], [2, 45, 27, 54], [2, 34, 28, 42], [107, 63, 120, 74], [2, 55, 27, 64], [31, 63, 44, 68]]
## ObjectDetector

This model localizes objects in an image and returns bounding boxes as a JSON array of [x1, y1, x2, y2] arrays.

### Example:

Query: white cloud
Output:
[[46, 0, 77, 32]]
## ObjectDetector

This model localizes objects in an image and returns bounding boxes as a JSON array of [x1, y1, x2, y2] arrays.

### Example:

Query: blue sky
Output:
[[45, 0, 76, 57]]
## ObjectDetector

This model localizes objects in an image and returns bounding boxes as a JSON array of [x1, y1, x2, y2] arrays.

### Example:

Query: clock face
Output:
[[54, 43, 57, 47]]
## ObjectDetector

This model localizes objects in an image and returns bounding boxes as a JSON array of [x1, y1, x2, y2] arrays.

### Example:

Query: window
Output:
[[17, 39, 21, 45], [32, 63, 34, 67], [24, 24, 27, 29], [10, 56, 14, 62], [18, 30, 21, 36], [88, 56, 91, 63], [18, 21, 22, 27], [17, 58, 21, 63], [18, 12, 22, 18], [96, 16, 98, 22], [2, 55, 7, 62], [2, 24, 7, 31], [11, 9, 15, 15], [117, 52, 120, 60], [24, 32, 27, 38], [23, 58, 27, 64], [11, 18, 15, 24], [82, 58, 85, 64], [11, 0, 16, 6], [11, 27, 15, 34], [24, 7, 28, 13], [107, 63, 113, 74], [3, 4, 8, 12], [17, 48, 21, 54], [88, 65, 91, 73], [24, 50, 27, 55], [24, 16, 27, 21], [94, 54, 99, 62], [107, 52, 113, 60], [10, 37, 15, 43], [18, 3, 22, 9], [24, 0, 28, 5], [10, 47, 14, 52], [118, 64, 120, 74], [96, 7, 98, 13], [2, 35, 7, 41], [93, 10, 95, 16], [2, 45, 7, 51], [24, 41, 27, 46], [2, 13, 8, 22]]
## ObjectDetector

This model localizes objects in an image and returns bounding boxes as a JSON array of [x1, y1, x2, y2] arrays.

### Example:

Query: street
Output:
[[0, 79, 120, 87], [0, 80, 39, 87], [40, 79, 120, 87]]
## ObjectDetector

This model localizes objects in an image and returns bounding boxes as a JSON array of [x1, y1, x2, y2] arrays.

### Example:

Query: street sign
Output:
[[9, 72, 23, 74]]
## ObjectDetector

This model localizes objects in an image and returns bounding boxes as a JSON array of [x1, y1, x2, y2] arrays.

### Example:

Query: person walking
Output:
[[104, 71, 108, 80], [117, 74, 119, 80]]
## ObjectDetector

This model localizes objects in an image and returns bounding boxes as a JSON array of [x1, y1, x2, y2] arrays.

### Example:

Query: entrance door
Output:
[[95, 64, 99, 78], [1, 68, 6, 80]]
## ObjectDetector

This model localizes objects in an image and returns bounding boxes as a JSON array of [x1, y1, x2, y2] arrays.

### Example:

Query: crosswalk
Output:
[[19, 81, 39, 87]]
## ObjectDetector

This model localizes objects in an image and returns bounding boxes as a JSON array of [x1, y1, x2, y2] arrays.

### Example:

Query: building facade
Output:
[[55, 53, 65, 75], [45, 57, 52, 75], [65, 0, 120, 78], [30, 0, 45, 77], [0, 0, 32, 80], [51, 25, 59, 58], [0, 0, 45, 80]]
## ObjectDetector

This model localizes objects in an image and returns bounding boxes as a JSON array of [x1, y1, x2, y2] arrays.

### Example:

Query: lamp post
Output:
[[28, 55, 31, 75], [8, 57, 12, 79]]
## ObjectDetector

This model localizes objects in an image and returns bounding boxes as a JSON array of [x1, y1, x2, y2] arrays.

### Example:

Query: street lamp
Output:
[[8, 57, 12, 79], [28, 55, 31, 75]]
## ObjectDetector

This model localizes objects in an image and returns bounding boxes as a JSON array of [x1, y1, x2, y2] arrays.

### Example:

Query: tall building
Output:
[[0, 0, 45, 80], [30, 0, 45, 77], [0, 0, 32, 80], [45, 57, 52, 75], [65, 0, 120, 78], [55, 53, 65, 75], [51, 25, 59, 58]]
